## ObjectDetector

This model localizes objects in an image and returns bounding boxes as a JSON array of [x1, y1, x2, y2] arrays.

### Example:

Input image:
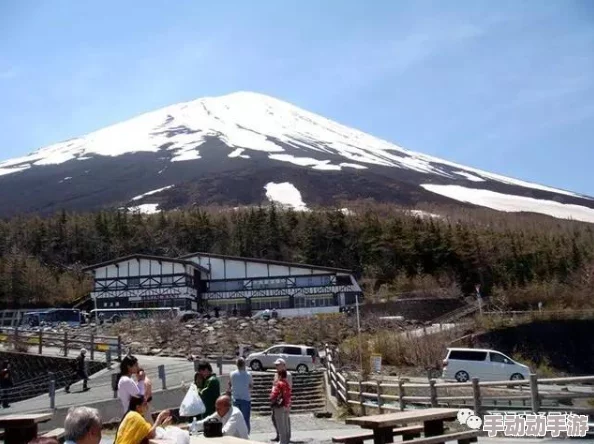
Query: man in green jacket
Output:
[[195, 360, 221, 417]]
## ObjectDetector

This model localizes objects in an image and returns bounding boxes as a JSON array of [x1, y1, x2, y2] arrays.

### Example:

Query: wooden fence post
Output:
[[398, 379, 406, 411], [90, 334, 95, 361], [38, 330, 43, 355], [112, 374, 118, 398], [158, 365, 167, 390], [429, 379, 438, 407], [471, 378, 481, 416], [376, 380, 384, 413], [49, 379, 56, 409], [217, 356, 223, 375], [529, 374, 540, 414], [63, 332, 68, 357], [359, 381, 366, 415]]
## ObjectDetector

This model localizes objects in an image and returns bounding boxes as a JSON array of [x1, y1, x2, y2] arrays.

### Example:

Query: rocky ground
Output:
[[105, 313, 423, 358], [31, 313, 424, 359]]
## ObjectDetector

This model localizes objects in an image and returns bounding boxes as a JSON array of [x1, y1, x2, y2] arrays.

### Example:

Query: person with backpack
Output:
[[65, 349, 89, 393]]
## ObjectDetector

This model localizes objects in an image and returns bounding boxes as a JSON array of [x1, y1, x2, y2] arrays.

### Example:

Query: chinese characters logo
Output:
[[457, 409, 589, 438]]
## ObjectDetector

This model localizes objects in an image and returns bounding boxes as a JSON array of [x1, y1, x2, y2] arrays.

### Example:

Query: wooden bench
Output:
[[333, 425, 424, 444], [0, 412, 53, 444], [402, 430, 479, 444], [41, 427, 66, 443]]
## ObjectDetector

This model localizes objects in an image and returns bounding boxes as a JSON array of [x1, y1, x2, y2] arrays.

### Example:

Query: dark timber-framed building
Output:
[[83, 252, 363, 316]]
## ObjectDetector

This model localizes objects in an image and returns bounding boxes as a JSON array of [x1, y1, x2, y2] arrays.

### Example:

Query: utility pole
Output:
[[355, 293, 363, 372]]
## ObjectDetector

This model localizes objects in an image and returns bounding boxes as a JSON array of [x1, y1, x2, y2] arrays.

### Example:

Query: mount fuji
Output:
[[1, 91, 593, 222]]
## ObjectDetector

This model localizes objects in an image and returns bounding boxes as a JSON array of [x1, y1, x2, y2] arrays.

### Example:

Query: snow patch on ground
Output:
[[406, 209, 443, 219], [264, 182, 308, 211], [421, 184, 594, 224], [228, 148, 251, 159], [268, 154, 341, 170], [170, 148, 201, 162], [340, 163, 367, 170], [0, 165, 30, 176], [453, 171, 485, 182], [127, 203, 160, 214], [131, 185, 175, 201]]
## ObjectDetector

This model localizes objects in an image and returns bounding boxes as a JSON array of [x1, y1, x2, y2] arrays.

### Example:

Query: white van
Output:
[[441, 348, 531, 382]]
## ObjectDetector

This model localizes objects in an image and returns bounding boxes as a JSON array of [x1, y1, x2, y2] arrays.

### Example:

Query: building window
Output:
[[336, 275, 352, 286], [295, 275, 333, 287], [127, 277, 140, 288], [251, 297, 291, 310], [208, 280, 244, 292], [162, 276, 173, 285]]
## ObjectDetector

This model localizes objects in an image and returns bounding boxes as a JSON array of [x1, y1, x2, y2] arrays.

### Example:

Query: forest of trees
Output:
[[0, 201, 593, 310]]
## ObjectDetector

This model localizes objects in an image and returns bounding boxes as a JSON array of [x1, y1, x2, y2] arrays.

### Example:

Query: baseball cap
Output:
[[274, 358, 286, 365]]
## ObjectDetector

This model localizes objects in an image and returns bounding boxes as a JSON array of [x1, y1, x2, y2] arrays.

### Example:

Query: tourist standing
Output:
[[271, 358, 292, 442], [0, 361, 13, 408], [228, 357, 253, 433], [138, 367, 154, 424], [270, 369, 292, 444], [117, 355, 146, 415], [65, 349, 89, 393], [195, 360, 220, 417]]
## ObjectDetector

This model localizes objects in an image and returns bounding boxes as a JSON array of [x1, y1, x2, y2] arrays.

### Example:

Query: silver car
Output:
[[246, 344, 318, 373]]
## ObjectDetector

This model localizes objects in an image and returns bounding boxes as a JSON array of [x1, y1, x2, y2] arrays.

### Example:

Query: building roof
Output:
[[82, 254, 210, 274], [179, 251, 352, 273]]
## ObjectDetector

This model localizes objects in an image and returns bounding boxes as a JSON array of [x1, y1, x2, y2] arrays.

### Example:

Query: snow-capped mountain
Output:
[[1, 91, 593, 222]]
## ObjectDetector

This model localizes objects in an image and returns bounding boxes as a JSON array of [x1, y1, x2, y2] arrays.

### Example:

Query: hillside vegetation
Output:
[[0, 201, 593, 309]]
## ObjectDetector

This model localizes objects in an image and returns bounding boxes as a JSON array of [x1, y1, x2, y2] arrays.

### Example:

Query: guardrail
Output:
[[0, 328, 122, 362], [482, 309, 594, 317], [323, 345, 594, 416]]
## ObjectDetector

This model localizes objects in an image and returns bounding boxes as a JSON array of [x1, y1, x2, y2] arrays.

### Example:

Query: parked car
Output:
[[441, 347, 531, 382], [246, 344, 318, 373]]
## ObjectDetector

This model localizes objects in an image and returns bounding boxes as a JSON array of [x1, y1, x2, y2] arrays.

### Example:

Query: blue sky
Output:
[[1, 0, 593, 195]]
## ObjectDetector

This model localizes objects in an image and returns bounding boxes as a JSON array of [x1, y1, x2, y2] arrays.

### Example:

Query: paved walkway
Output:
[[5, 354, 236, 414]]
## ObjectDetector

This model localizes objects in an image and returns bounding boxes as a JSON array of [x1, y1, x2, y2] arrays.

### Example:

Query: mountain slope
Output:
[[1, 91, 593, 222]]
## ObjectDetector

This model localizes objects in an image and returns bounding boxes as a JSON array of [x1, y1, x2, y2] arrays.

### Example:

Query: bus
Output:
[[20, 309, 83, 328], [89, 307, 182, 323]]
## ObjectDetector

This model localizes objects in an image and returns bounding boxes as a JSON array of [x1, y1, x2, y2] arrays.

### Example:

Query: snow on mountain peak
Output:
[[0, 91, 589, 203]]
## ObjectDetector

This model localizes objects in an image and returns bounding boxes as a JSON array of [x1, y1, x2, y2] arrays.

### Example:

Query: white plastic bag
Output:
[[156, 426, 190, 444], [179, 383, 206, 417]]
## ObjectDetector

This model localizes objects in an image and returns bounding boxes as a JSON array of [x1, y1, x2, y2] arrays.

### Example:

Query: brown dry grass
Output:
[[336, 326, 466, 379]]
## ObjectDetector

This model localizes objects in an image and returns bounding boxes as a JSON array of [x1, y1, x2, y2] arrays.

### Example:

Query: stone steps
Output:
[[249, 370, 326, 416], [251, 401, 326, 415], [251, 392, 324, 402]]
